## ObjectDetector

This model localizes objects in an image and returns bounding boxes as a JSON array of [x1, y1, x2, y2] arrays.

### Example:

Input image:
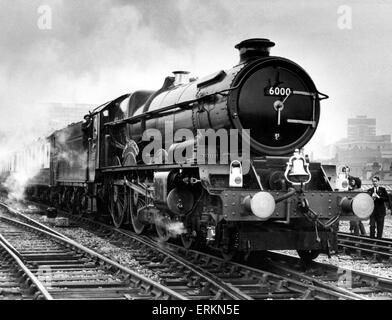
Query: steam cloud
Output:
[[0, 0, 231, 185], [1, 138, 49, 200], [154, 214, 187, 238], [166, 221, 187, 236], [0, 0, 231, 199]]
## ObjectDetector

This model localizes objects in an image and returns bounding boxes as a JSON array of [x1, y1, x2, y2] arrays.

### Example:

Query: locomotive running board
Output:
[[100, 163, 196, 173]]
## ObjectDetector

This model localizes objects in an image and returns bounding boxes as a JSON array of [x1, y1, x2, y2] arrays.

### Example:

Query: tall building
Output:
[[347, 115, 376, 140], [333, 116, 392, 178]]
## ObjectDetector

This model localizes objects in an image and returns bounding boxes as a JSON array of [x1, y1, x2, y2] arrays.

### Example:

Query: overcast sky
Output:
[[0, 0, 391, 154]]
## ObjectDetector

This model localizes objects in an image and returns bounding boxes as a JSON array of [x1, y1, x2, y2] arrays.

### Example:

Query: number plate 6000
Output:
[[265, 87, 292, 96]]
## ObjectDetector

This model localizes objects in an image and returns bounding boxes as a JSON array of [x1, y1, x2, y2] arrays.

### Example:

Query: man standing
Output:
[[367, 176, 390, 239]]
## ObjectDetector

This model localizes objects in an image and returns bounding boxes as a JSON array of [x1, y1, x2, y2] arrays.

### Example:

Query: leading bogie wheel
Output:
[[181, 231, 196, 250], [220, 247, 237, 261], [180, 217, 200, 250], [218, 223, 239, 261], [155, 212, 171, 242]]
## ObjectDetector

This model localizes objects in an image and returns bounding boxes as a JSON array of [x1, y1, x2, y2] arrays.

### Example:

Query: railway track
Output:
[[0, 201, 256, 300], [55, 214, 392, 300], [0, 214, 185, 300], [337, 232, 392, 262], [160, 242, 363, 300], [258, 251, 392, 299], [0, 200, 362, 300], [0, 233, 52, 300]]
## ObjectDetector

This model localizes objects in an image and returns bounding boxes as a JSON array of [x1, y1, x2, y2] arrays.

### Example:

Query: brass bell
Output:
[[284, 149, 311, 185], [289, 158, 308, 180]]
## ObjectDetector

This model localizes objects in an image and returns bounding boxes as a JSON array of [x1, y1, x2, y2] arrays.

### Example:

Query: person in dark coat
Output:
[[367, 176, 390, 239]]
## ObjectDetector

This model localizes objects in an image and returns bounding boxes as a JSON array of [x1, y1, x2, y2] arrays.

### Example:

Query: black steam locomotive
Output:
[[1, 39, 374, 261]]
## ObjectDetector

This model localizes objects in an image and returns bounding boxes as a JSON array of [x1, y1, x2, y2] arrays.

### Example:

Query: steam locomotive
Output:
[[0, 38, 374, 261]]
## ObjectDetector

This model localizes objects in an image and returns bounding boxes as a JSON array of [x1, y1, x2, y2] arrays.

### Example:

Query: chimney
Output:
[[235, 38, 275, 64], [173, 71, 190, 86]]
